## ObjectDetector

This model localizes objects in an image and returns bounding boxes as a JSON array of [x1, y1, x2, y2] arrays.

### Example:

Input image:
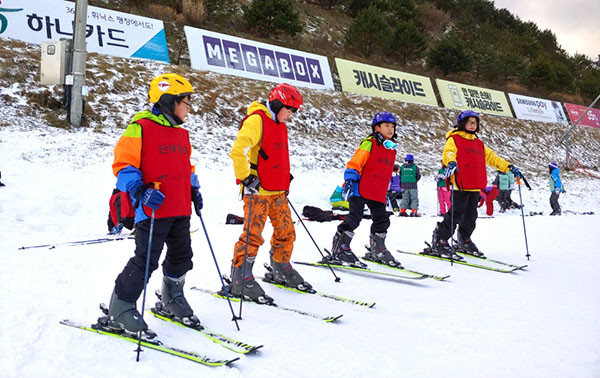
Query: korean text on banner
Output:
[[0, 0, 169, 62], [436, 79, 513, 117], [508, 93, 568, 124], [184, 26, 334, 90], [335, 58, 438, 106], [564, 103, 600, 128]]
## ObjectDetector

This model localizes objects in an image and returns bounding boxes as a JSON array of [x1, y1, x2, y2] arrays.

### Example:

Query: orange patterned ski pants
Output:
[[233, 192, 296, 267]]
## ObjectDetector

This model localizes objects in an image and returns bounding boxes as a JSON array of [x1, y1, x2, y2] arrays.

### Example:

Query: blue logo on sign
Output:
[[202, 35, 324, 85]]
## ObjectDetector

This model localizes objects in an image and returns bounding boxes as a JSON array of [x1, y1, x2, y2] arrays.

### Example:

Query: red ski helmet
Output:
[[268, 83, 303, 110]]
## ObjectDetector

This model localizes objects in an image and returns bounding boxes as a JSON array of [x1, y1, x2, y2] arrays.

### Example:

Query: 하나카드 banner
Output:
[[0, 0, 169, 62], [508, 93, 568, 124], [335, 58, 438, 106], [185, 26, 333, 90], [436, 79, 513, 117], [564, 103, 600, 128]]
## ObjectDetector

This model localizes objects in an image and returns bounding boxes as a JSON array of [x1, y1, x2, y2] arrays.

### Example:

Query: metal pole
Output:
[[560, 93, 600, 169], [70, 0, 88, 127]]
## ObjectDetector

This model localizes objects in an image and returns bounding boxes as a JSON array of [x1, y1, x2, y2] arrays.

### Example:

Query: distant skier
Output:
[[106, 73, 202, 335], [387, 164, 402, 213], [478, 184, 499, 216], [399, 154, 421, 217], [324, 111, 402, 268], [436, 162, 451, 216], [548, 162, 565, 215], [228, 83, 311, 304], [422, 110, 523, 259], [493, 170, 520, 212]]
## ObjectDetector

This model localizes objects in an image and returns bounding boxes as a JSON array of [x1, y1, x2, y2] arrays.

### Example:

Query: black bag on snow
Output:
[[226, 213, 244, 224], [107, 189, 135, 232], [302, 206, 345, 222]]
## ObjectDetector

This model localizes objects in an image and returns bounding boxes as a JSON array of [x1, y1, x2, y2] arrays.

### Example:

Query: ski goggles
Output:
[[383, 140, 398, 150]]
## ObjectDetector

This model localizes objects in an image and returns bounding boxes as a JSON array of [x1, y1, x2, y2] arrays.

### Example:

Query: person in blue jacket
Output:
[[548, 162, 565, 215]]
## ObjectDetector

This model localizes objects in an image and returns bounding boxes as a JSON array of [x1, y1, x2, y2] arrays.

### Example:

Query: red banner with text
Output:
[[564, 103, 600, 128]]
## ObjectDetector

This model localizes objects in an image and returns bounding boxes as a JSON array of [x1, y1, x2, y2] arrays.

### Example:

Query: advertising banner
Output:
[[508, 93, 568, 124], [184, 26, 334, 90], [564, 103, 600, 128], [335, 58, 438, 106], [0, 0, 169, 62], [436, 79, 513, 117]]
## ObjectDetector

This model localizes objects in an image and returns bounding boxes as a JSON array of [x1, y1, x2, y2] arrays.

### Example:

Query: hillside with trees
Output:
[[94, 0, 600, 107]]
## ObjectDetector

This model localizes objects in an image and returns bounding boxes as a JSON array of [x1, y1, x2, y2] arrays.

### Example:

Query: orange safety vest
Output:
[[359, 139, 396, 202], [451, 134, 486, 190], [137, 118, 192, 218]]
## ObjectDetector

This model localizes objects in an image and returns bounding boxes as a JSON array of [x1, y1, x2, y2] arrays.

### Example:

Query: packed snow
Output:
[[1, 121, 599, 378]]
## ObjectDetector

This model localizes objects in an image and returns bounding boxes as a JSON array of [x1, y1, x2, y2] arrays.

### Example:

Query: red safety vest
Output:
[[452, 134, 487, 190], [137, 118, 192, 218], [241, 111, 290, 191], [359, 139, 396, 202]]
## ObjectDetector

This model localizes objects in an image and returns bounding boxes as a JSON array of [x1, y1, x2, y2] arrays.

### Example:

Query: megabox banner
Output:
[[335, 58, 438, 106], [184, 26, 334, 90], [0, 0, 169, 62], [508, 93, 568, 124], [564, 103, 600, 128], [436, 79, 513, 117]]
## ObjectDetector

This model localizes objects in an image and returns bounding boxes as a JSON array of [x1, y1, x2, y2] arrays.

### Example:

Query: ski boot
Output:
[[398, 210, 409, 217], [107, 290, 153, 337], [455, 233, 486, 258], [420, 224, 463, 261], [550, 208, 562, 216], [229, 258, 274, 305], [364, 232, 402, 268], [323, 230, 367, 268], [154, 275, 202, 328], [265, 253, 313, 292]]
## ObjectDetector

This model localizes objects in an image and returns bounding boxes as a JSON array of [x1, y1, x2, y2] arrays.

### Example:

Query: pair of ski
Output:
[[294, 248, 450, 282], [396, 245, 528, 273], [61, 301, 263, 367]]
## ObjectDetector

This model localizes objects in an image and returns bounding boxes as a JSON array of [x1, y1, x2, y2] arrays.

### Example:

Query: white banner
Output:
[[185, 26, 334, 90], [508, 93, 568, 124], [0, 0, 169, 62]]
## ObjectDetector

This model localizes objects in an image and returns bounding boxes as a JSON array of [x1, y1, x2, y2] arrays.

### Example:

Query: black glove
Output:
[[242, 174, 260, 194], [191, 187, 203, 216]]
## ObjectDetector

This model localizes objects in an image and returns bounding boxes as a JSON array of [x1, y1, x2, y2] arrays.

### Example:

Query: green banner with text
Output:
[[436, 79, 513, 117], [336, 58, 438, 106]]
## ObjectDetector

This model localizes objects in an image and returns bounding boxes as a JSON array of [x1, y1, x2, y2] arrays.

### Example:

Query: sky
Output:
[[493, 0, 600, 59]]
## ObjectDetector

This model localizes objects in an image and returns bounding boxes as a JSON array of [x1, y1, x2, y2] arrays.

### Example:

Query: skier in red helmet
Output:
[[226, 83, 311, 304]]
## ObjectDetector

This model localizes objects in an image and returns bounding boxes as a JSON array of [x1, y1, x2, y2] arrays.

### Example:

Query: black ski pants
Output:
[[114, 216, 194, 303], [437, 191, 480, 241], [337, 196, 390, 235], [550, 191, 561, 213]]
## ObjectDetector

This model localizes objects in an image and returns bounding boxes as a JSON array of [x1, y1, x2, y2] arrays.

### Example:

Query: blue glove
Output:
[[142, 188, 165, 210], [509, 164, 522, 178], [342, 180, 355, 200], [444, 161, 458, 178], [241, 174, 260, 194]]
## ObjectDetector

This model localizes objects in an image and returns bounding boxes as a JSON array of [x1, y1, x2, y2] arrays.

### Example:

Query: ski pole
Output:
[[516, 176, 531, 260], [238, 191, 254, 320], [193, 196, 240, 330], [136, 207, 155, 361], [287, 198, 341, 282], [448, 174, 455, 266]]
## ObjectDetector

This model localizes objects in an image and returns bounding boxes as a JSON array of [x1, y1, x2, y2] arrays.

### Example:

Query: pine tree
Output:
[[344, 6, 391, 58], [427, 33, 473, 75], [242, 0, 303, 38], [389, 20, 426, 64]]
